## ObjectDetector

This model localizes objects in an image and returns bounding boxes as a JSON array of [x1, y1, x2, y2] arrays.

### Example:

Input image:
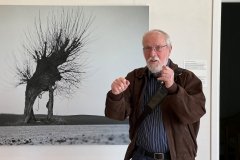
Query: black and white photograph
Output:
[[0, 5, 148, 146]]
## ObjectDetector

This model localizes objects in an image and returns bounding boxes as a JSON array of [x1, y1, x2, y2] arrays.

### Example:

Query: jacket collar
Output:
[[135, 67, 148, 79], [168, 59, 179, 70]]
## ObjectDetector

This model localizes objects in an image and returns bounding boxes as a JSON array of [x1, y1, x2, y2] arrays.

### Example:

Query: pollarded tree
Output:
[[15, 8, 94, 123]]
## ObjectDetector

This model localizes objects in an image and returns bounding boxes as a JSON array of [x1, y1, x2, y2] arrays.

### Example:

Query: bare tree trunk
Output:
[[24, 86, 41, 123], [47, 85, 54, 120]]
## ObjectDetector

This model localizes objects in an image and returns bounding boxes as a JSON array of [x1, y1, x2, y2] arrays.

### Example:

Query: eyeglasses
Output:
[[143, 45, 167, 53]]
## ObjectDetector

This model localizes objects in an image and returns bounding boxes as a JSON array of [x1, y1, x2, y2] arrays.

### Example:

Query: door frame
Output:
[[211, 0, 221, 159]]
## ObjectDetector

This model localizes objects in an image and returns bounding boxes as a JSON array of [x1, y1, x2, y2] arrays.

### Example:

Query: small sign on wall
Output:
[[183, 60, 207, 88]]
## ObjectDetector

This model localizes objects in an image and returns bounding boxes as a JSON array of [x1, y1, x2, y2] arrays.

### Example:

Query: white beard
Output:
[[146, 56, 164, 73]]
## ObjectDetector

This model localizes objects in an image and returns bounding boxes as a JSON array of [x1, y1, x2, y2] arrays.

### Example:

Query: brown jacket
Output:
[[105, 59, 206, 160]]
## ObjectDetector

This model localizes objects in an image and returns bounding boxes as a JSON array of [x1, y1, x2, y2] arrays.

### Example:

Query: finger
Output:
[[123, 79, 130, 87], [111, 87, 120, 95], [112, 81, 123, 93], [112, 83, 124, 94], [111, 80, 122, 93], [125, 79, 130, 86], [162, 65, 167, 70], [121, 80, 130, 90], [118, 78, 130, 88]]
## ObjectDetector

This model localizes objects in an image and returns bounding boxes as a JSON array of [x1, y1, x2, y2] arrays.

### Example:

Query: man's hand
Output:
[[158, 65, 174, 88], [111, 77, 130, 95]]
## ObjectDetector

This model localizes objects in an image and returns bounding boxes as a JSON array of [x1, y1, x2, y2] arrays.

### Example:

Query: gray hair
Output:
[[142, 29, 172, 47]]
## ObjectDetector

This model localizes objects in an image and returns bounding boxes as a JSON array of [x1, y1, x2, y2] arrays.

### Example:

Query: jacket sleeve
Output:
[[162, 70, 206, 124], [105, 91, 131, 121], [105, 72, 134, 121]]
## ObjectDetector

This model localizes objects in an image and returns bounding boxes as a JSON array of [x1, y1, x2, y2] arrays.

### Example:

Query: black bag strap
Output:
[[132, 84, 168, 135], [132, 67, 183, 134]]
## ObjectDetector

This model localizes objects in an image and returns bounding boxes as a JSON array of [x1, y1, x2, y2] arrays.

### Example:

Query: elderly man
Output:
[[105, 29, 206, 160]]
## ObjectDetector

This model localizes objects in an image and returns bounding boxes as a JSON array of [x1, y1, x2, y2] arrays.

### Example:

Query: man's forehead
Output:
[[143, 33, 166, 43]]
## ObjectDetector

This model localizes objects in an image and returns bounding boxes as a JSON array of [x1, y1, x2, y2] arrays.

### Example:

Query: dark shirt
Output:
[[136, 71, 169, 153]]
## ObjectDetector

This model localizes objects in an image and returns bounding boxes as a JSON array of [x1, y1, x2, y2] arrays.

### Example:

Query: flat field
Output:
[[0, 124, 130, 145]]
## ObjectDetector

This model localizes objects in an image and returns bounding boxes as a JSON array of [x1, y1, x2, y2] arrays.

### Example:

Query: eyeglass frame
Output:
[[143, 44, 168, 53]]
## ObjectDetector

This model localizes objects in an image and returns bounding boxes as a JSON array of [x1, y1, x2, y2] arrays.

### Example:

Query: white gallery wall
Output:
[[0, 0, 217, 160]]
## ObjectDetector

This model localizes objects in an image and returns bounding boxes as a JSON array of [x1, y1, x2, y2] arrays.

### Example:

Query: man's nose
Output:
[[149, 48, 157, 56]]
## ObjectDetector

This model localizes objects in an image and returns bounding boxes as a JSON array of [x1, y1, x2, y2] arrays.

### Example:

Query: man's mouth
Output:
[[150, 59, 158, 63], [147, 57, 160, 65]]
